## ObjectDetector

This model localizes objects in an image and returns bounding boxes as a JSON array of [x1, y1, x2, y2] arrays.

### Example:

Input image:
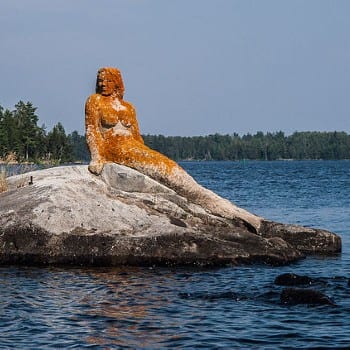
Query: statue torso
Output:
[[96, 95, 134, 137]]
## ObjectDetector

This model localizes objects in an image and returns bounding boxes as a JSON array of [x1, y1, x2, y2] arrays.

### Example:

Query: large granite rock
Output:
[[0, 164, 341, 267]]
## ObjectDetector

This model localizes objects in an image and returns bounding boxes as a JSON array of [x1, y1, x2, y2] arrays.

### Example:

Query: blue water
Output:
[[1, 160, 350, 349]]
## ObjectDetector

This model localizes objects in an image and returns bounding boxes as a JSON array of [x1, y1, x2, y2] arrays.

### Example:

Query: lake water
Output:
[[1, 160, 350, 349]]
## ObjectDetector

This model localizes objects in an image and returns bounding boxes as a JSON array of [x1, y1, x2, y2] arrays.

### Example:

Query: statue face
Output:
[[97, 72, 117, 96]]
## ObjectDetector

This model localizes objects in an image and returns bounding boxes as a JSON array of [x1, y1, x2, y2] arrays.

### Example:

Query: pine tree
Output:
[[47, 122, 72, 162], [12, 101, 44, 160]]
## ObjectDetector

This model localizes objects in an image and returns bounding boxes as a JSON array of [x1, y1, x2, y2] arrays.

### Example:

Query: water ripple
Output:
[[1, 161, 350, 348]]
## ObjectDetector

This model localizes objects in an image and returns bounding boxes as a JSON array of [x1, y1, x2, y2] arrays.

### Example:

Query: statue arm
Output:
[[85, 95, 104, 175]]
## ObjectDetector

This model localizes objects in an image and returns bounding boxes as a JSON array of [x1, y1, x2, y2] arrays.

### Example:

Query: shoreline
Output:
[[1, 159, 350, 166]]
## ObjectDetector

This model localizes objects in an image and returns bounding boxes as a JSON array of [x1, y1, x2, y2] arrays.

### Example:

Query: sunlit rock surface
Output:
[[0, 164, 341, 267]]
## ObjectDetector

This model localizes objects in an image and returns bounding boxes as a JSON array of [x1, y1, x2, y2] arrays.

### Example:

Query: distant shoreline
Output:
[[1, 158, 349, 167], [179, 158, 350, 161]]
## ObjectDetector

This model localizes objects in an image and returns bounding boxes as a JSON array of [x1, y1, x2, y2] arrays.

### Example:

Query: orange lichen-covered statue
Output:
[[85, 67, 262, 232]]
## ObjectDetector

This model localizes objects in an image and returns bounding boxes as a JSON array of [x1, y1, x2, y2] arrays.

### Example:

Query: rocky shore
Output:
[[0, 164, 341, 267]]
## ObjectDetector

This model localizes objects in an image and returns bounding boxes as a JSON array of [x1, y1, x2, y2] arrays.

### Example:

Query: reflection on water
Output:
[[2, 263, 350, 348], [83, 268, 170, 348], [1, 160, 350, 348]]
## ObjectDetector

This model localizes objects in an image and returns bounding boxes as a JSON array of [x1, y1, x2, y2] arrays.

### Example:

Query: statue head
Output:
[[96, 67, 125, 98]]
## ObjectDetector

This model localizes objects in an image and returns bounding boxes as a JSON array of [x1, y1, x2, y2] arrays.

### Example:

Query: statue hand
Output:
[[88, 161, 104, 175]]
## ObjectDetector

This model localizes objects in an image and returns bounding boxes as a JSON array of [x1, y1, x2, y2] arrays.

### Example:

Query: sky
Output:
[[0, 0, 349, 136]]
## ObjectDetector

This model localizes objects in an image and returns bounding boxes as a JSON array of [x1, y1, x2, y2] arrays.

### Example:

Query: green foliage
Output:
[[143, 131, 350, 161], [46, 122, 73, 162], [0, 102, 45, 161], [67, 131, 89, 161], [0, 102, 89, 163], [1, 101, 350, 163]]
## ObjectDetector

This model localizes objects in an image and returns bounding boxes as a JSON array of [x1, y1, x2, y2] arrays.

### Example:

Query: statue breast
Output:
[[101, 120, 132, 137]]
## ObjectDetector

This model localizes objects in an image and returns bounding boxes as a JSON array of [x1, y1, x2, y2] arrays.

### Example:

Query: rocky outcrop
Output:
[[0, 164, 341, 267], [260, 221, 341, 255]]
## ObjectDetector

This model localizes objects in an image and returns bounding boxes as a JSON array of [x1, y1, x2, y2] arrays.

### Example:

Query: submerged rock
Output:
[[0, 164, 341, 267], [280, 288, 336, 306], [178, 291, 245, 301], [274, 273, 315, 286]]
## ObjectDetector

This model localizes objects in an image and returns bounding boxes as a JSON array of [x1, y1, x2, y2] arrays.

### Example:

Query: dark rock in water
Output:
[[280, 288, 336, 306], [260, 220, 342, 255], [274, 273, 314, 286]]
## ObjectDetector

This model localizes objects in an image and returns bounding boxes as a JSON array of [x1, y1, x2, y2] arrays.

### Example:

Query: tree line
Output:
[[143, 131, 350, 161], [1, 101, 350, 163], [0, 101, 87, 163]]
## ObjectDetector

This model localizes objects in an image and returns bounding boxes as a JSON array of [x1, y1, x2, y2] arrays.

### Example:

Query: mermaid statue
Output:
[[85, 67, 262, 232]]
